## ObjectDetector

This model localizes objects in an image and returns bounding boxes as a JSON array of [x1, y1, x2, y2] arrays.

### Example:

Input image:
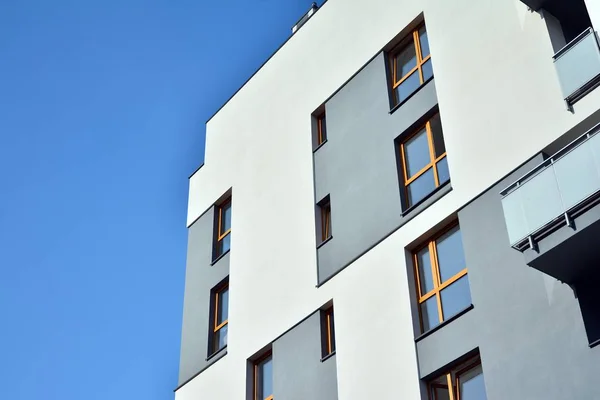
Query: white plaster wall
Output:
[[585, 0, 600, 31], [180, 0, 600, 399]]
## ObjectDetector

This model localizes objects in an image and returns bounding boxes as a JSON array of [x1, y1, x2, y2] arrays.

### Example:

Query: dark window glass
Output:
[[407, 168, 436, 206], [419, 26, 430, 58], [394, 41, 417, 81], [420, 296, 440, 331], [436, 226, 466, 282], [440, 276, 471, 320], [430, 114, 445, 157], [404, 128, 430, 177], [417, 247, 434, 294], [394, 70, 421, 103]]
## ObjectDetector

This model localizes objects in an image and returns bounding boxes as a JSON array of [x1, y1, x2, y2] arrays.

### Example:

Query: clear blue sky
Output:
[[0, 1, 320, 399]]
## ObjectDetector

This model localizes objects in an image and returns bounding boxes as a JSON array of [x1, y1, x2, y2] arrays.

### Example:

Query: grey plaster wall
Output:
[[273, 311, 338, 400], [314, 52, 443, 284], [416, 153, 600, 399], [178, 206, 230, 385]]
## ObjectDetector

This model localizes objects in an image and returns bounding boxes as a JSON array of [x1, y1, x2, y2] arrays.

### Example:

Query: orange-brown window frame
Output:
[[254, 351, 273, 400], [321, 307, 336, 357], [390, 24, 431, 106], [317, 113, 327, 146], [211, 281, 228, 353], [413, 222, 467, 332], [215, 198, 231, 257], [320, 200, 331, 242], [399, 115, 447, 208], [428, 356, 484, 400]]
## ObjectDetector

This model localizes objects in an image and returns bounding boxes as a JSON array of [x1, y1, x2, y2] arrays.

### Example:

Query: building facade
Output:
[[176, 0, 600, 398]]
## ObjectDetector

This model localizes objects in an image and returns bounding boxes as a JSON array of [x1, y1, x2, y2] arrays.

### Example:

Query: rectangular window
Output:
[[254, 352, 273, 400], [210, 281, 229, 354], [321, 307, 336, 357], [428, 356, 487, 400], [214, 197, 232, 259], [317, 112, 327, 146], [413, 223, 471, 333], [399, 113, 448, 208], [390, 24, 432, 106], [317, 196, 332, 243]]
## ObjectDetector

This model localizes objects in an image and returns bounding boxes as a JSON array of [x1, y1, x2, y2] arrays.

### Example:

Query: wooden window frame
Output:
[[215, 197, 232, 258], [254, 351, 273, 400], [319, 198, 331, 242], [211, 281, 229, 354], [427, 356, 484, 400], [316, 112, 327, 146], [390, 24, 431, 106], [399, 114, 447, 208], [413, 222, 467, 332], [321, 307, 336, 357]]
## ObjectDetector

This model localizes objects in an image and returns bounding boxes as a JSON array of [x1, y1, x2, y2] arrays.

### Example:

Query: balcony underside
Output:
[[524, 197, 600, 284]]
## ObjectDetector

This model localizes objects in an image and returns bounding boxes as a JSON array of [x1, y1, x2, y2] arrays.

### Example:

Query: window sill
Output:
[[415, 304, 474, 343], [320, 350, 336, 362], [210, 249, 230, 266], [317, 235, 333, 250], [589, 338, 600, 349], [401, 182, 451, 218], [389, 76, 434, 115], [206, 345, 227, 362], [313, 139, 328, 153]]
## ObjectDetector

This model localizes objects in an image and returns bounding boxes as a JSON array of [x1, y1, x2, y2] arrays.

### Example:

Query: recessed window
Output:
[[254, 352, 273, 400], [413, 223, 471, 333], [317, 112, 327, 146], [399, 113, 449, 208], [317, 196, 332, 244], [210, 280, 229, 354], [390, 24, 432, 106], [214, 197, 232, 259], [321, 307, 336, 358], [428, 356, 487, 400]]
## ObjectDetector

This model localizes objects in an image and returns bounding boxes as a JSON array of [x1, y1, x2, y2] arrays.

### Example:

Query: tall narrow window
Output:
[[400, 113, 448, 208], [413, 223, 471, 333], [317, 112, 327, 146], [321, 307, 336, 358], [210, 281, 229, 354], [214, 197, 232, 259], [390, 24, 432, 106], [428, 356, 487, 400], [254, 352, 273, 400], [317, 196, 332, 243]]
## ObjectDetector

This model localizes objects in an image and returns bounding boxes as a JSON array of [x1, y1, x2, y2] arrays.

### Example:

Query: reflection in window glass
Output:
[[256, 354, 273, 400], [395, 71, 421, 103], [440, 276, 472, 321], [459, 364, 487, 400], [394, 41, 417, 81], [413, 224, 471, 333], [404, 129, 430, 177], [428, 357, 487, 400], [407, 168, 436, 206]]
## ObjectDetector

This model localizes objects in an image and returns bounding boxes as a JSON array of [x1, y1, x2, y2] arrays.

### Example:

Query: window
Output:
[[317, 196, 332, 243], [390, 24, 432, 106], [254, 352, 273, 400], [210, 281, 229, 354], [399, 113, 449, 208], [321, 307, 336, 358], [413, 223, 471, 333], [428, 356, 487, 400], [214, 197, 232, 259], [317, 112, 327, 146]]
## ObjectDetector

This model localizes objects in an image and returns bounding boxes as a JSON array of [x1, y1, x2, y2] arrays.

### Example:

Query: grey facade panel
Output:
[[273, 312, 338, 400], [314, 51, 440, 283], [415, 153, 600, 399], [178, 206, 230, 385]]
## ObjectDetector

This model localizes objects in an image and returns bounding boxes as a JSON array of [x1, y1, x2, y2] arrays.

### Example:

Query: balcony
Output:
[[501, 124, 600, 283], [553, 28, 600, 107]]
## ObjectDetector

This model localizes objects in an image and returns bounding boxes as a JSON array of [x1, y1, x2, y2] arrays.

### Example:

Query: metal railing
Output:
[[501, 122, 600, 249], [553, 28, 600, 107]]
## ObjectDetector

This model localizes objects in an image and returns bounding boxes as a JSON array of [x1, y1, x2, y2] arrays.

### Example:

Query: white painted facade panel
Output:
[[180, 0, 600, 398]]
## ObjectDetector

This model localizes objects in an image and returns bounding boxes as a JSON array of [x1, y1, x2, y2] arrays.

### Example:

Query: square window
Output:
[[427, 356, 487, 400], [389, 24, 433, 107], [413, 223, 471, 333], [399, 113, 449, 209]]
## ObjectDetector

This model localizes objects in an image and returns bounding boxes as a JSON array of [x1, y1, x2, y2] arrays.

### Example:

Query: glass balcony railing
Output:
[[501, 124, 600, 249], [553, 28, 600, 106]]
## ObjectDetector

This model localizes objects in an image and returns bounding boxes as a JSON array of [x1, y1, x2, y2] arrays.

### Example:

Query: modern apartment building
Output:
[[176, 0, 600, 398]]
